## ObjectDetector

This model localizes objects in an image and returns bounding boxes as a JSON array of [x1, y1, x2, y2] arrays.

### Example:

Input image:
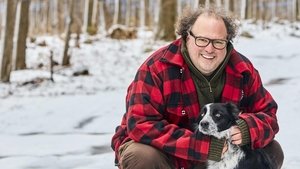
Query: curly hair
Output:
[[176, 6, 239, 42]]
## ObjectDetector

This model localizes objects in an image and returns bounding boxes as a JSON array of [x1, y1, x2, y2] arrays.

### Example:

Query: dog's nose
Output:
[[200, 121, 209, 128]]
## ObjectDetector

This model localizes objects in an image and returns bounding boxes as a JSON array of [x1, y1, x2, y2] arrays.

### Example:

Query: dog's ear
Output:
[[225, 102, 240, 119]]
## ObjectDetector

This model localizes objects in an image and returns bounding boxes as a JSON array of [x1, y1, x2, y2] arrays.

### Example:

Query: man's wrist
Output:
[[236, 119, 251, 146], [208, 137, 225, 161]]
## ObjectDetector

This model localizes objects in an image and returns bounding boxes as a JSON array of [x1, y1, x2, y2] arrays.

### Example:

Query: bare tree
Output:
[[92, 0, 99, 27], [298, 0, 300, 20], [125, 0, 131, 26], [199, 0, 206, 6], [83, 0, 94, 33], [140, 0, 145, 28], [240, 0, 246, 20], [56, 0, 65, 34], [1, 0, 17, 82], [290, 0, 297, 22], [103, 0, 113, 30], [155, 0, 177, 41], [112, 0, 119, 25], [87, 0, 94, 29], [15, 0, 31, 70], [245, 0, 252, 19], [98, 0, 106, 33], [145, 0, 152, 29], [73, 0, 84, 47], [62, 0, 75, 66], [194, 0, 199, 9]]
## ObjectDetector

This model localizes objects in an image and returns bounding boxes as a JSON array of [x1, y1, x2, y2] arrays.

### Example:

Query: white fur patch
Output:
[[207, 141, 245, 169]]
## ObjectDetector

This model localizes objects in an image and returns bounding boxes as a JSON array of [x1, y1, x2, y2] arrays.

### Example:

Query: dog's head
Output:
[[198, 102, 240, 139]]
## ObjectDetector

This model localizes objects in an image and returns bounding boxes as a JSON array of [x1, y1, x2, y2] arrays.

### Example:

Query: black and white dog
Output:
[[197, 102, 275, 169]]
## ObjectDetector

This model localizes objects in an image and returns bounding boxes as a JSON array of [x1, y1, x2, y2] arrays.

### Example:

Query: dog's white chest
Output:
[[207, 148, 245, 169]]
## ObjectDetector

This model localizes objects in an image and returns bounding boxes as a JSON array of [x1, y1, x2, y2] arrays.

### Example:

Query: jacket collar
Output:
[[160, 38, 185, 67]]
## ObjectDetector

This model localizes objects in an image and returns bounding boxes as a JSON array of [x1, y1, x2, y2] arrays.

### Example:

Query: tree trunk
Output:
[[297, 0, 300, 21], [62, 0, 75, 66], [125, 0, 131, 26], [291, 0, 297, 22], [215, 0, 222, 7], [140, 0, 145, 28], [83, 0, 95, 34], [245, 0, 252, 19], [253, 0, 258, 21], [193, 0, 199, 9], [199, 0, 206, 6], [1, 0, 17, 82], [118, 0, 124, 24], [134, 0, 140, 27], [240, 0, 246, 19], [92, 0, 98, 27], [57, 0, 65, 34], [104, 0, 113, 30], [145, 0, 152, 29], [155, 0, 177, 41], [46, 0, 51, 33], [15, 0, 31, 70], [113, 0, 119, 25], [228, 0, 234, 13], [98, 0, 106, 33]]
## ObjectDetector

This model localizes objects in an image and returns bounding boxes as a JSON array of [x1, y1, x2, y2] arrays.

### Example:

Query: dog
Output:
[[197, 102, 275, 169]]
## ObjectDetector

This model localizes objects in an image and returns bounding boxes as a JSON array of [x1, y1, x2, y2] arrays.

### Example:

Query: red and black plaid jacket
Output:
[[111, 38, 278, 168]]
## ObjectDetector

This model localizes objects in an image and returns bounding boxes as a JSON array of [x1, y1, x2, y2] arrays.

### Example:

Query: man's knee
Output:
[[264, 140, 284, 169], [120, 141, 172, 169]]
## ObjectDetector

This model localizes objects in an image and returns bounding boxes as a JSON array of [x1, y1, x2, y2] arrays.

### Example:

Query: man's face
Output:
[[186, 14, 228, 76]]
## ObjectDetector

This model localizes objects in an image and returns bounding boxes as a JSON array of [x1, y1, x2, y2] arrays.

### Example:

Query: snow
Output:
[[0, 22, 300, 168]]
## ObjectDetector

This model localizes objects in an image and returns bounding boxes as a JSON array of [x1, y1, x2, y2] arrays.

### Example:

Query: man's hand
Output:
[[230, 126, 242, 145], [222, 140, 228, 158]]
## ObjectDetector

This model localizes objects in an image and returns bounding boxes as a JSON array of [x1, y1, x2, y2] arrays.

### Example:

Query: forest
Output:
[[0, 0, 299, 83], [0, 1, 300, 168]]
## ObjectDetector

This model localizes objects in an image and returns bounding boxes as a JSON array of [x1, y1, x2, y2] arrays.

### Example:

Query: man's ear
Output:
[[225, 102, 240, 118]]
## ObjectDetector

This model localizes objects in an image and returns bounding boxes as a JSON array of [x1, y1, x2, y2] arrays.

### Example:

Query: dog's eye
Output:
[[214, 112, 222, 118]]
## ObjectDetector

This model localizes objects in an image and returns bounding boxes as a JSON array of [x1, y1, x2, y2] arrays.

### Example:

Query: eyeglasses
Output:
[[189, 31, 228, 50]]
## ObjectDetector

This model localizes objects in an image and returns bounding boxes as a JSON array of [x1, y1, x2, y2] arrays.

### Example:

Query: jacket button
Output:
[[181, 110, 186, 115]]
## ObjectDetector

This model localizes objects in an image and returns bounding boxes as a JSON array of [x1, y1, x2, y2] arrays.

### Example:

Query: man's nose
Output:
[[204, 42, 214, 53]]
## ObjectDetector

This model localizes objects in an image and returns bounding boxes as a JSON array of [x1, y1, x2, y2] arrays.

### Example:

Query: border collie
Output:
[[197, 102, 275, 169]]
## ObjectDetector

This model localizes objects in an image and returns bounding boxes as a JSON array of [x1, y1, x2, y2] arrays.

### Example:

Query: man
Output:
[[111, 6, 284, 169]]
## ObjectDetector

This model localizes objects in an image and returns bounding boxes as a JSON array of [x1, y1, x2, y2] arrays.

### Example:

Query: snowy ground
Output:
[[0, 22, 300, 168]]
